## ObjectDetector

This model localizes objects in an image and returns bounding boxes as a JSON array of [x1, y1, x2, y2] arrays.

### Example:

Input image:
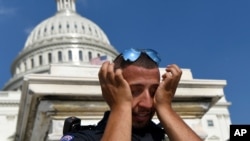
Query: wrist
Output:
[[111, 102, 132, 113], [155, 103, 173, 116]]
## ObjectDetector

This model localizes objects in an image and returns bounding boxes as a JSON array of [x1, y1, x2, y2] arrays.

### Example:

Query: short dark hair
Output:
[[113, 52, 159, 70]]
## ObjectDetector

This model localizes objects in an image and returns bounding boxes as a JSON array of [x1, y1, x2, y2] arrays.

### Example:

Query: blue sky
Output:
[[0, 0, 250, 124]]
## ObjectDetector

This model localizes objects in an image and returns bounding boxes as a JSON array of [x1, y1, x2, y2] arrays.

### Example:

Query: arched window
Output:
[[51, 25, 54, 34], [48, 53, 52, 63], [39, 55, 43, 65], [68, 50, 72, 61], [58, 51, 62, 62], [89, 27, 92, 34], [82, 24, 85, 33], [88, 51, 92, 61], [79, 50, 83, 61], [66, 23, 70, 32], [59, 24, 62, 33], [44, 28, 47, 36], [31, 58, 34, 68]]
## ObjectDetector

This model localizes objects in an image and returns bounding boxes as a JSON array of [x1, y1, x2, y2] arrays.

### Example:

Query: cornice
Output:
[[0, 101, 19, 106]]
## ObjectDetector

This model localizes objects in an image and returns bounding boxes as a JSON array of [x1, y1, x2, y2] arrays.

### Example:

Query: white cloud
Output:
[[0, 6, 16, 15]]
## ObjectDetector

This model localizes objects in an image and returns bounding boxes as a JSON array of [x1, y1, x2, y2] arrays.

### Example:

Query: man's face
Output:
[[122, 65, 160, 128]]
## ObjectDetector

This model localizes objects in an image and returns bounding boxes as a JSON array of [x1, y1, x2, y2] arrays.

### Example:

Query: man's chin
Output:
[[132, 115, 154, 128], [132, 120, 149, 129]]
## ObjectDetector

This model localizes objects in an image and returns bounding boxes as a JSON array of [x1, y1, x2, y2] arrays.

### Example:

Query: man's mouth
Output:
[[133, 112, 150, 121]]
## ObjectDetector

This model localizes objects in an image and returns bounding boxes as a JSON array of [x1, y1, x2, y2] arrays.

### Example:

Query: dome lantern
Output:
[[56, 0, 76, 12]]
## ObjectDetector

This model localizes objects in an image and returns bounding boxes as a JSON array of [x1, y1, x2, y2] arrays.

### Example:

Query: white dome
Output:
[[24, 4, 110, 48], [4, 0, 119, 90]]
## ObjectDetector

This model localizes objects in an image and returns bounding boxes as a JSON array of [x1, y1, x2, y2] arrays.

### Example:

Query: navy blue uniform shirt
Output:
[[60, 111, 165, 141]]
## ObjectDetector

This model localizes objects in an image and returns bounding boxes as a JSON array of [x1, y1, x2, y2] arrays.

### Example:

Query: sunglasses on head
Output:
[[121, 48, 161, 65]]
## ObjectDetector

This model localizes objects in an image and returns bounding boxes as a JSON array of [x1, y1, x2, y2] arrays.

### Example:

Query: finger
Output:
[[166, 64, 182, 79], [166, 64, 182, 94], [98, 61, 110, 83], [166, 64, 182, 74], [106, 63, 115, 84], [114, 69, 125, 86], [162, 65, 179, 87], [161, 73, 166, 81]]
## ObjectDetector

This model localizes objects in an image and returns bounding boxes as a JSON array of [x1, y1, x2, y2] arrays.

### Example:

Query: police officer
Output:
[[60, 48, 202, 141]]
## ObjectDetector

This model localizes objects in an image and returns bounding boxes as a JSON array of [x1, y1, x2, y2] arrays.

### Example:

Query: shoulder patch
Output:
[[60, 135, 74, 141]]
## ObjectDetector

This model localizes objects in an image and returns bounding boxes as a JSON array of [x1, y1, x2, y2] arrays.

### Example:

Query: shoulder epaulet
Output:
[[63, 116, 96, 135], [80, 125, 96, 131]]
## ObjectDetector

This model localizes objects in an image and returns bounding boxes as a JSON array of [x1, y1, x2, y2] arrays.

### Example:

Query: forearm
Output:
[[101, 105, 132, 141], [156, 106, 202, 141]]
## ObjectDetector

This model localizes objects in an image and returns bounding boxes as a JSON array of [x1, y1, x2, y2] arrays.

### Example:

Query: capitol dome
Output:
[[4, 0, 119, 90], [24, 4, 110, 49]]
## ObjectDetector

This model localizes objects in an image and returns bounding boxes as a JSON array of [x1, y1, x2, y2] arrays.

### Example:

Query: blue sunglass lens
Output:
[[121, 48, 161, 65], [144, 49, 161, 64], [122, 49, 141, 62]]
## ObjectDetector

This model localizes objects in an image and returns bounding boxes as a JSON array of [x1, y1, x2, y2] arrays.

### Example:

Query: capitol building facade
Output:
[[0, 0, 231, 140]]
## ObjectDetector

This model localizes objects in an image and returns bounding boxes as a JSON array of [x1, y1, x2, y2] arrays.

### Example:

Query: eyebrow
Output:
[[129, 84, 144, 88], [129, 83, 159, 88]]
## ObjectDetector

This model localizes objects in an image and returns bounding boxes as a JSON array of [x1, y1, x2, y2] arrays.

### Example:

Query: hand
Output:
[[98, 61, 133, 110], [153, 65, 202, 141], [154, 64, 182, 109]]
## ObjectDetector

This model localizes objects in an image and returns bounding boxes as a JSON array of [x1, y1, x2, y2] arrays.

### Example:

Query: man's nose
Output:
[[138, 90, 153, 108]]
